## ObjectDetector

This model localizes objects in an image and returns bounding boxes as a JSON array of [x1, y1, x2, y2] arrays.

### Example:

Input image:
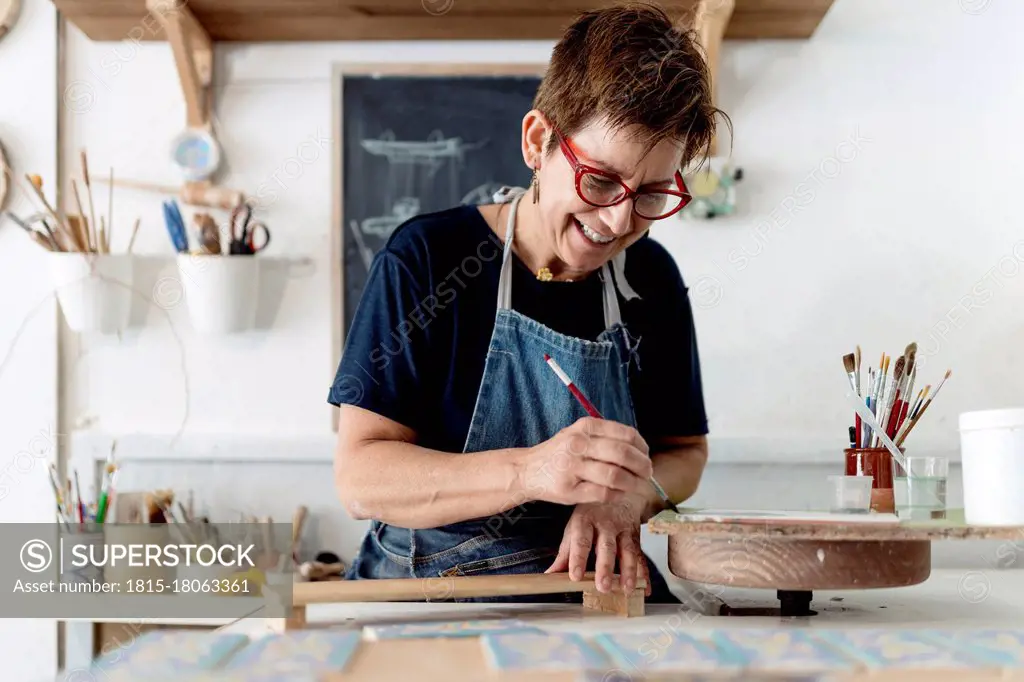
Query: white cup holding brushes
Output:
[[49, 252, 134, 334], [176, 253, 260, 335]]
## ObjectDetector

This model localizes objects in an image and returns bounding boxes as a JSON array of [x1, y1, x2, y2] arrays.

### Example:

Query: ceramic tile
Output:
[[481, 631, 612, 671], [711, 629, 861, 673], [99, 673, 321, 682], [363, 618, 542, 640], [89, 631, 250, 674], [817, 629, 1005, 669], [918, 629, 1024, 667], [224, 631, 361, 673], [591, 631, 742, 673]]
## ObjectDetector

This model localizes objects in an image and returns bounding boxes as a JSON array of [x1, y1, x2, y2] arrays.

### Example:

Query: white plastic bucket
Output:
[[959, 407, 1024, 526], [49, 253, 134, 334], [176, 254, 260, 335]]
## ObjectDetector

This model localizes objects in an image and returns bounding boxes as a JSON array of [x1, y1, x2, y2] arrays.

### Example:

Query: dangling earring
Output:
[[531, 167, 539, 204]]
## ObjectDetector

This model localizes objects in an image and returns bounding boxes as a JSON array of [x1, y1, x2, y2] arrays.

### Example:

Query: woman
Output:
[[329, 3, 722, 603]]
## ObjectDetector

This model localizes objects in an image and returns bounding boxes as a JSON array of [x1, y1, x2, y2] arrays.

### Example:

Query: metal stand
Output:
[[778, 589, 816, 617]]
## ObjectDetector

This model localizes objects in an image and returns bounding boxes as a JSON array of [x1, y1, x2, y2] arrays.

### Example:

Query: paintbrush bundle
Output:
[[843, 343, 952, 449], [8, 149, 141, 254]]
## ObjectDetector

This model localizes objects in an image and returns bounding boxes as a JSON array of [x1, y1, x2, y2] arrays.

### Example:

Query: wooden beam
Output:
[[145, 0, 212, 129], [51, 0, 835, 42], [694, 0, 735, 156]]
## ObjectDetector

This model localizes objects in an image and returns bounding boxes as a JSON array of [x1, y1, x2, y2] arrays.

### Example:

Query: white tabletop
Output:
[[218, 568, 1023, 638]]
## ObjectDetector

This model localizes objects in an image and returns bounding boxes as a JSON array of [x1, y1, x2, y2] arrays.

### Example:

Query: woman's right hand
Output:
[[517, 417, 654, 506]]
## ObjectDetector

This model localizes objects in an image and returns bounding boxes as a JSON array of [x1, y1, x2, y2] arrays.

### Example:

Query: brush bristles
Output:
[[892, 356, 905, 384], [846, 342, 950, 449]]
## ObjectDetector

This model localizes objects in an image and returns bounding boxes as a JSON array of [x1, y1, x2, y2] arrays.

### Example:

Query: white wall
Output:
[[0, 0, 61, 678], [54, 0, 1024, 598]]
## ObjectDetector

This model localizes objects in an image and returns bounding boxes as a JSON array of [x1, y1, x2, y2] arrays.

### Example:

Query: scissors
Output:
[[228, 202, 271, 255]]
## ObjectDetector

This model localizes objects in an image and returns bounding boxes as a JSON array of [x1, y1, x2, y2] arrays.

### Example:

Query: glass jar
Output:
[[844, 447, 900, 513]]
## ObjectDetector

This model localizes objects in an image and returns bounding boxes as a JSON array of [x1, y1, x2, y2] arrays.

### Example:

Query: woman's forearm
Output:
[[635, 436, 709, 522], [335, 441, 534, 529]]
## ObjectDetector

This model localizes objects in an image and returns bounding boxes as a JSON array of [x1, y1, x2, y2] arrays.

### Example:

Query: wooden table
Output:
[[213, 569, 1024, 681]]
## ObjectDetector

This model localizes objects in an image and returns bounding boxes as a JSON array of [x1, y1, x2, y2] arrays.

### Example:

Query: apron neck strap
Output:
[[494, 186, 623, 328]]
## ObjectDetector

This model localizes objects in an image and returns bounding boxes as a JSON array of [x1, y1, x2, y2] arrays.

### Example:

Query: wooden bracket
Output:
[[145, 0, 213, 129], [694, 0, 735, 156]]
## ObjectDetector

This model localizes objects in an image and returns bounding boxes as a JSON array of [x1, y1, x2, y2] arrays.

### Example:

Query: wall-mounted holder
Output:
[[177, 253, 261, 335], [48, 252, 134, 334], [145, 0, 228, 196]]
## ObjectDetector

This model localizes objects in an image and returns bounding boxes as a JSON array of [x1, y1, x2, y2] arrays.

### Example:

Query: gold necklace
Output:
[[536, 267, 553, 281]]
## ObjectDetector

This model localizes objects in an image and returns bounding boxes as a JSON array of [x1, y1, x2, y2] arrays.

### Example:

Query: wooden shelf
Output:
[[52, 0, 835, 42]]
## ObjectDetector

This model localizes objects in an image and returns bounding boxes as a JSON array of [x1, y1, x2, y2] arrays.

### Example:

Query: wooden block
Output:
[[284, 604, 307, 631], [581, 587, 644, 617]]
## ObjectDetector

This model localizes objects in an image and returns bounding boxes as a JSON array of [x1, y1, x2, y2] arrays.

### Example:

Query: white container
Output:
[[176, 254, 260, 335], [959, 407, 1024, 525], [48, 253, 134, 334]]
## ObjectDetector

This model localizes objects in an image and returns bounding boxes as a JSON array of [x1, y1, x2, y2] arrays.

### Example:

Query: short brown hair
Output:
[[533, 2, 727, 170]]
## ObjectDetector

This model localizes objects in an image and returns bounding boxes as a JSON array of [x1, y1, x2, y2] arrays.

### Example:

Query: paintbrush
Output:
[[872, 354, 891, 447], [544, 352, 672, 505], [24, 174, 81, 251], [878, 355, 905, 445], [7, 212, 57, 250], [845, 391, 908, 471], [844, 353, 860, 446], [896, 369, 951, 447], [889, 346, 916, 438]]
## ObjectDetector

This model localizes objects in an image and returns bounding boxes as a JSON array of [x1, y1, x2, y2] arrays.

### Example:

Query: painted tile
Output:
[[482, 631, 613, 671], [224, 631, 362, 673], [363, 618, 543, 640], [817, 629, 1007, 669], [711, 629, 861, 673], [591, 630, 742, 673], [917, 629, 1024, 667], [100, 673, 321, 682], [574, 671, 837, 682], [89, 631, 250, 674]]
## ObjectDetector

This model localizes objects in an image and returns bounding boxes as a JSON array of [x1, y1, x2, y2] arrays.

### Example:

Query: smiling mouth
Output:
[[573, 217, 615, 245]]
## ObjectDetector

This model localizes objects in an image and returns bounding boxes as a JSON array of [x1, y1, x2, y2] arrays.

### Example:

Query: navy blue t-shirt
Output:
[[328, 205, 708, 453]]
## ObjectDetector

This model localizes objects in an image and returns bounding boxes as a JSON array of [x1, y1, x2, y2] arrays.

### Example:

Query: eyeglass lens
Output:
[[579, 173, 683, 218]]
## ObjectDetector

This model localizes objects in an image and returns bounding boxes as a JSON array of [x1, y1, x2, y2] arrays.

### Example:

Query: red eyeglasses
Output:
[[553, 127, 692, 220]]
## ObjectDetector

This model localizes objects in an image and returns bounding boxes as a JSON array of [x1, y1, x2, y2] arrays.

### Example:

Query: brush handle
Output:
[[845, 392, 907, 472]]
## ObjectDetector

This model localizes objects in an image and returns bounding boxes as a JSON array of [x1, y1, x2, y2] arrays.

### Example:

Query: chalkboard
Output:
[[332, 65, 545, 355]]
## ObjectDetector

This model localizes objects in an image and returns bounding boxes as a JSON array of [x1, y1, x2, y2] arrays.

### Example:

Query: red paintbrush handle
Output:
[[885, 391, 902, 437], [569, 384, 602, 419], [888, 399, 904, 439], [895, 401, 911, 435]]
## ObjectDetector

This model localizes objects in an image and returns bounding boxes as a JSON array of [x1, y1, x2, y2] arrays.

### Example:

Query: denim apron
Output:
[[346, 187, 678, 604]]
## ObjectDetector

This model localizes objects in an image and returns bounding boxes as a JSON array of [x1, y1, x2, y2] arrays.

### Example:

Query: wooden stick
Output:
[[126, 217, 141, 253], [107, 167, 114, 251], [67, 216, 89, 253], [80, 151, 99, 253], [290, 571, 646, 606], [70, 180, 92, 252], [99, 217, 108, 254]]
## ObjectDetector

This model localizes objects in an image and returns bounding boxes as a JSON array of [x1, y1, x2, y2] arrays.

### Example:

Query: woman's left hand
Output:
[[544, 497, 651, 596]]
